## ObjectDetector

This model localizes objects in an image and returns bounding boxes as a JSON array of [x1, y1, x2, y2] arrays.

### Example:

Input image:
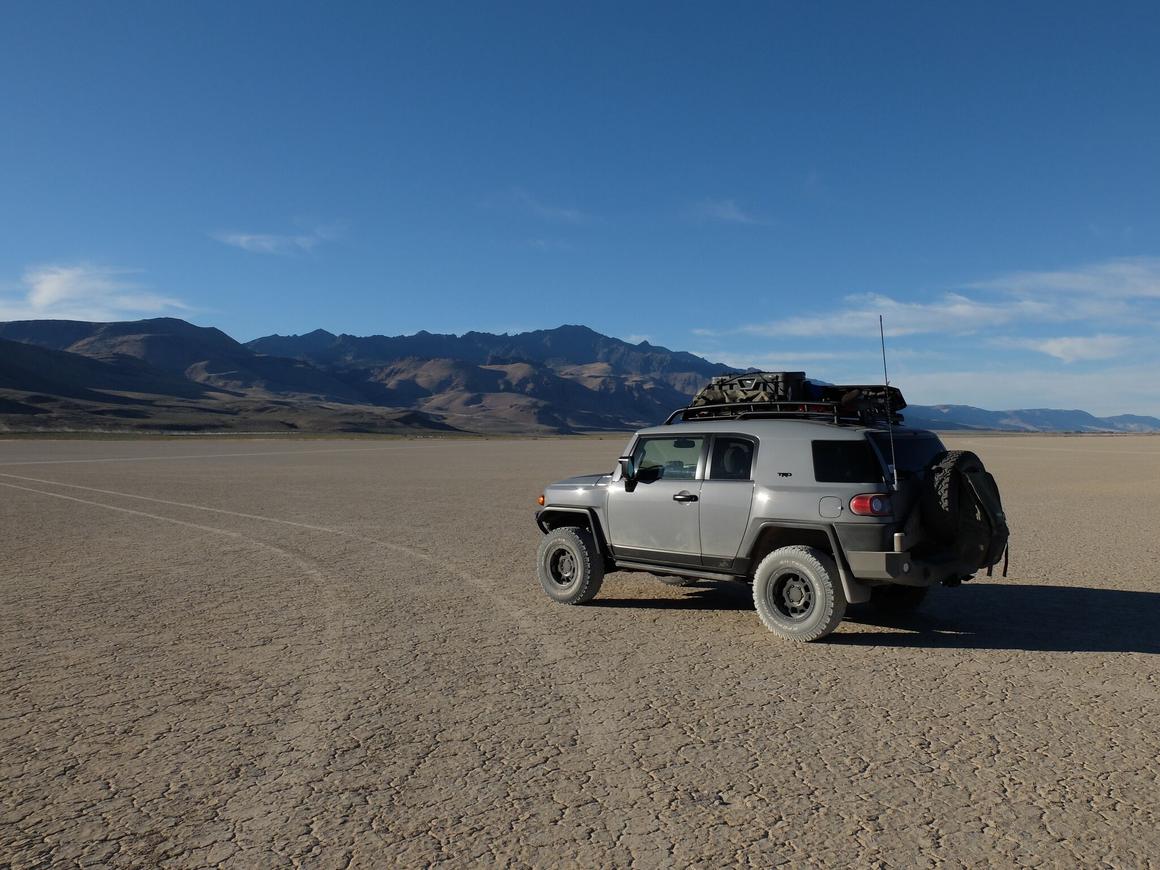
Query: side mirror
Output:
[[618, 456, 636, 481]]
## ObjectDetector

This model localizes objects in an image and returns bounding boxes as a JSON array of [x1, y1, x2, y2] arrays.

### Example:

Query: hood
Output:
[[550, 473, 611, 487]]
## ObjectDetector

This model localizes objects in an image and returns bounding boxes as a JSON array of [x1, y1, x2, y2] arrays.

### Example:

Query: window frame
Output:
[[705, 433, 759, 483], [630, 434, 710, 482], [810, 438, 886, 485]]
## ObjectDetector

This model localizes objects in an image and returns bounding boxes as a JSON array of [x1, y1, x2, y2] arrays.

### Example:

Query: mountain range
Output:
[[1, 317, 1157, 435]]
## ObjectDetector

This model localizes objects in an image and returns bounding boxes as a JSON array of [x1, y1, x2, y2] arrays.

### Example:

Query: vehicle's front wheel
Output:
[[537, 527, 605, 604], [868, 584, 928, 616], [752, 546, 846, 642]]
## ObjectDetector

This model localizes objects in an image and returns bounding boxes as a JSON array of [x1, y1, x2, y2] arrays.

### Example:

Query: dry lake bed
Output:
[[2, 434, 1159, 867]]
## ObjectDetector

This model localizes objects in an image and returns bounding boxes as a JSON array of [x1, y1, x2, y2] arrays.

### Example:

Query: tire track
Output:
[[0, 477, 674, 863]]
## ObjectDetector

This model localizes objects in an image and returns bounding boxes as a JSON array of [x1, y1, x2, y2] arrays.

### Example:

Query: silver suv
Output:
[[534, 403, 1008, 642]]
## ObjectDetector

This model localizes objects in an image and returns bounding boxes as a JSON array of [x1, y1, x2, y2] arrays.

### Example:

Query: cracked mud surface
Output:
[[2, 434, 1158, 867]]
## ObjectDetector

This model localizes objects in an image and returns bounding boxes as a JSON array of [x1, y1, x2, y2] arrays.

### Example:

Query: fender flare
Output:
[[744, 520, 871, 605], [535, 506, 612, 561]]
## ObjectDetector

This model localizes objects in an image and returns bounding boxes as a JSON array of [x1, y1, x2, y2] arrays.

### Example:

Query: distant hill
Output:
[[0, 321, 455, 433], [243, 324, 733, 432], [247, 324, 726, 391], [904, 404, 1160, 433], [2, 317, 1158, 434], [0, 318, 732, 433], [0, 317, 364, 400]]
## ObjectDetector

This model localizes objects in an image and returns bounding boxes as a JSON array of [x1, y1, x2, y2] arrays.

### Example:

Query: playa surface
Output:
[[2, 434, 1158, 867]]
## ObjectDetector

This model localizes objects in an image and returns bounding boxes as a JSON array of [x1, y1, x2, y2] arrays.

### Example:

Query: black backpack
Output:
[[922, 450, 1010, 575]]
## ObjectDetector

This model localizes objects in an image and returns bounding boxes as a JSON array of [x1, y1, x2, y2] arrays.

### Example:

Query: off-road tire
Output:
[[537, 527, 604, 604], [923, 449, 984, 543], [868, 584, 928, 616], [752, 546, 846, 642], [657, 574, 695, 587]]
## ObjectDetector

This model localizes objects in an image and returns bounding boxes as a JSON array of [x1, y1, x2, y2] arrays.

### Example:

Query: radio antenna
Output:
[[879, 314, 899, 491]]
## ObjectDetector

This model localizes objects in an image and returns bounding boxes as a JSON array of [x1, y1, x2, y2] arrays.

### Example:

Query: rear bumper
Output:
[[844, 550, 971, 587]]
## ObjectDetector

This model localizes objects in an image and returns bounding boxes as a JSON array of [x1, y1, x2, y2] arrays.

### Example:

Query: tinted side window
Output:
[[812, 440, 884, 484], [709, 437, 754, 481], [633, 436, 703, 482], [868, 433, 945, 474]]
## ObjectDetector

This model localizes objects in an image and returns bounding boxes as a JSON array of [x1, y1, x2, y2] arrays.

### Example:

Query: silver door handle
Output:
[[672, 492, 698, 503]]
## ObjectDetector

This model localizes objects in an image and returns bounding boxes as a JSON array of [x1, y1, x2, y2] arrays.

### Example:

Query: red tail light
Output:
[[850, 493, 892, 516]]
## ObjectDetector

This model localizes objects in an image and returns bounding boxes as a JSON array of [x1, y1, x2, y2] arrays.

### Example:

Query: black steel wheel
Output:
[[770, 571, 815, 620]]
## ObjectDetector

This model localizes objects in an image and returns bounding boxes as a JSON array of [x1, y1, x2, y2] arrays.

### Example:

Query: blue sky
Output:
[[2, 2, 1159, 414]]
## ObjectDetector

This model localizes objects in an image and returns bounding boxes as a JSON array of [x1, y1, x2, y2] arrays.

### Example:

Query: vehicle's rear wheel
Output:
[[752, 546, 846, 642], [537, 527, 604, 604], [868, 584, 928, 616]]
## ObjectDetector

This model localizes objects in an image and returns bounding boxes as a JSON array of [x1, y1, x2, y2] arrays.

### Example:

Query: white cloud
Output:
[[1023, 334, 1133, 363], [527, 238, 574, 251], [0, 265, 188, 321], [688, 197, 765, 225], [743, 292, 1057, 338], [705, 257, 1160, 345], [896, 364, 1160, 417], [213, 224, 340, 255], [488, 189, 588, 224], [705, 350, 856, 370], [686, 256, 1160, 414], [970, 256, 1160, 299]]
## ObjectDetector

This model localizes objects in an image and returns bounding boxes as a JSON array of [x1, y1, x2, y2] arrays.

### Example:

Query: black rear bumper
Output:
[[844, 549, 975, 587]]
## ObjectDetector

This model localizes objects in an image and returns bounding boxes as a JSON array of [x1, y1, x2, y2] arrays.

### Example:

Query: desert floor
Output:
[[2, 434, 1158, 867]]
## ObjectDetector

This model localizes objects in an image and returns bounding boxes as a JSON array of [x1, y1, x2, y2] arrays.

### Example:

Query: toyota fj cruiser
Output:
[[533, 373, 1008, 642]]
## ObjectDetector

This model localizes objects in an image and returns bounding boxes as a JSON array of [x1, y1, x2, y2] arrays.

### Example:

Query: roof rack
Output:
[[663, 400, 904, 427]]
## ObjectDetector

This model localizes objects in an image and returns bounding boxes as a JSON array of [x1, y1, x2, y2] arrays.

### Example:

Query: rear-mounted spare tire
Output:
[[923, 450, 984, 543], [921, 449, 1009, 571]]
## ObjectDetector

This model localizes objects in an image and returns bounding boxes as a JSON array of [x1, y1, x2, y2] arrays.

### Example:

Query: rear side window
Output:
[[868, 432, 945, 474], [812, 440, 884, 484], [709, 436, 754, 481]]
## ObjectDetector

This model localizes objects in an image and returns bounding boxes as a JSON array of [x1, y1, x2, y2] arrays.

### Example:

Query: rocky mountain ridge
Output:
[[1, 317, 1157, 434]]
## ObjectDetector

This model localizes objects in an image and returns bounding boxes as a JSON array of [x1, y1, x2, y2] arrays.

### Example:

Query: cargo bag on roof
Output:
[[691, 372, 806, 407], [807, 383, 907, 414], [680, 372, 905, 424]]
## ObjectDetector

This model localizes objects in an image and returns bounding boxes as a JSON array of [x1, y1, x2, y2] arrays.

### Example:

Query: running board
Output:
[[612, 560, 742, 583]]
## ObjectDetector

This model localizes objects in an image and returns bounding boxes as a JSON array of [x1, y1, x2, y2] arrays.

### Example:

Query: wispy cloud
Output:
[[896, 364, 1160, 417], [487, 189, 588, 224], [527, 238, 574, 252], [1022, 334, 1133, 363], [0, 264, 188, 322], [687, 197, 766, 225], [213, 224, 341, 255], [685, 255, 1160, 413], [970, 256, 1160, 299], [705, 350, 858, 370], [701, 257, 1160, 346], [741, 292, 1057, 338]]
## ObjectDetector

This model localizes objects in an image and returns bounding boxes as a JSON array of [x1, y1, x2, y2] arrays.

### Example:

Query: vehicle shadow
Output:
[[838, 582, 1160, 654], [593, 580, 1160, 654], [589, 581, 754, 612]]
